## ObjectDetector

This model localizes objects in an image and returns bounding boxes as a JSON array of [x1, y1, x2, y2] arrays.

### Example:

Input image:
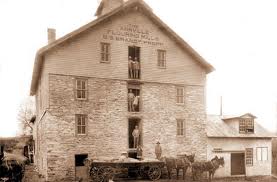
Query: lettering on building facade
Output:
[[102, 24, 163, 46]]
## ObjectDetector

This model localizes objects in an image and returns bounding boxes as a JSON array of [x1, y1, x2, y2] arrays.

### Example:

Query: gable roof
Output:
[[30, 0, 214, 95], [222, 113, 257, 121], [207, 115, 274, 138]]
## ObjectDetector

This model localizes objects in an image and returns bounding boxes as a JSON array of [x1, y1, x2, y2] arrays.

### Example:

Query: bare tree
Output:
[[17, 97, 36, 136]]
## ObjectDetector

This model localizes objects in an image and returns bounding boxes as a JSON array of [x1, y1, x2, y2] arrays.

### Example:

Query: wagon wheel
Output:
[[89, 167, 104, 182], [139, 166, 148, 179], [96, 167, 106, 182], [148, 165, 162, 181], [103, 167, 115, 181], [95, 166, 115, 182], [90, 166, 98, 177]]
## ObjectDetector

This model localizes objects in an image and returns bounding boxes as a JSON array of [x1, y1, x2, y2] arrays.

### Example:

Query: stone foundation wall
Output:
[[38, 74, 207, 181]]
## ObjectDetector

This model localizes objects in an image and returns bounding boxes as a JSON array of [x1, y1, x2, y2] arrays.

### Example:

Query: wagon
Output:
[[89, 160, 164, 182]]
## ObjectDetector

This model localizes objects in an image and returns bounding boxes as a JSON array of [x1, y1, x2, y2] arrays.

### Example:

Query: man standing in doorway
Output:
[[128, 56, 134, 78], [128, 89, 135, 112], [133, 57, 140, 79], [132, 125, 140, 148]]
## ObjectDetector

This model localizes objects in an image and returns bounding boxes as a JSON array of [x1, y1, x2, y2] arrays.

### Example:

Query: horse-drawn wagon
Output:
[[88, 159, 164, 182]]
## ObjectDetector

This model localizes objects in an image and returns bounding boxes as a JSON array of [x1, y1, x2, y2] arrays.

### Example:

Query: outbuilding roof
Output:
[[30, 0, 214, 95], [207, 115, 275, 138]]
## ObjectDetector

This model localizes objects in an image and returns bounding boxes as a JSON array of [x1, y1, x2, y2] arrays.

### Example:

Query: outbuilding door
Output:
[[231, 153, 245, 175]]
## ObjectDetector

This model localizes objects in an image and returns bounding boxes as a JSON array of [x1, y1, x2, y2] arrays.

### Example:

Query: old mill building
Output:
[[30, 0, 214, 181]]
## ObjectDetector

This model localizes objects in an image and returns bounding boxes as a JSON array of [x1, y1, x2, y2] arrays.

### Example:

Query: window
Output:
[[239, 119, 254, 133], [100, 42, 110, 62], [176, 87, 185, 104], [76, 115, 87, 135], [177, 119, 185, 136], [128, 85, 140, 112], [75, 79, 88, 100], [128, 118, 141, 149], [257, 147, 268, 161], [128, 46, 140, 79], [245, 148, 253, 166], [75, 154, 88, 166], [157, 50, 166, 68]]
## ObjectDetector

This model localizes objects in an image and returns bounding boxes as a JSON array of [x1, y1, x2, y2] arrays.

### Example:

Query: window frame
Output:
[[257, 147, 268, 161], [176, 86, 185, 104], [176, 119, 185, 136], [157, 49, 166, 68], [127, 84, 141, 112], [75, 154, 88, 167], [75, 114, 88, 136], [100, 42, 111, 63], [239, 118, 254, 134], [245, 148, 253, 166], [75, 78, 88, 100]]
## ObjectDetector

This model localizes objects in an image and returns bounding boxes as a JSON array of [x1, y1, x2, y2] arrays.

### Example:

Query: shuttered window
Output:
[[177, 119, 185, 136], [157, 50, 166, 68], [176, 87, 185, 104], [76, 115, 87, 135], [245, 148, 253, 166], [76, 79, 88, 100], [100, 42, 110, 62]]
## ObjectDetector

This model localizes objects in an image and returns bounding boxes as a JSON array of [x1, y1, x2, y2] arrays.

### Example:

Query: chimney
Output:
[[95, 0, 124, 17], [47, 28, 56, 44]]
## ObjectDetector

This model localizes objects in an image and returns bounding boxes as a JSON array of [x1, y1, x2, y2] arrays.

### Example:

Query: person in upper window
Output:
[[132, 125, 140, 148], [133, 95, 140, 112], [133, 57, 140, 79], [128, 56, 136, 78], [128, 89, 135, 112]]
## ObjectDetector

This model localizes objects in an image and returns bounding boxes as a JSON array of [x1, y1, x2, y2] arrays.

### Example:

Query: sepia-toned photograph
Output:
[[0, 0, 277, 181]]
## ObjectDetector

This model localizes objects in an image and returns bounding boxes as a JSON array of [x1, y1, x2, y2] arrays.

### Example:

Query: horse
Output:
[[0, 152, 26, 182], [162, 154, 195, 180], [191, 156, 224, 182]]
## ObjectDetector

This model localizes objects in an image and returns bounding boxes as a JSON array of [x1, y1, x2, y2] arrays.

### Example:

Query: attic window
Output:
[[239, 118, 254, 134], [157, 50, 166, 68], [100, 42, 110, 63]]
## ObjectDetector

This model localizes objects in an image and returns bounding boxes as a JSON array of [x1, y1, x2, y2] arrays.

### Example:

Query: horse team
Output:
[[162, 154, 224, 181]]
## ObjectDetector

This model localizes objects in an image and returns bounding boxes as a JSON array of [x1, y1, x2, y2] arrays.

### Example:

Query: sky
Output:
[[0, 0, 277, 137]]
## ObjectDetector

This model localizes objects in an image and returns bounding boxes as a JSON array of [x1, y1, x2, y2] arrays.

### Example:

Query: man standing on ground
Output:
[[155, 141, 162, 160]]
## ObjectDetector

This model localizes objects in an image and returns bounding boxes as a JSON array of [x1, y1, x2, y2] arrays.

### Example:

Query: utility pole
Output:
[[220, 96, 223, 116]]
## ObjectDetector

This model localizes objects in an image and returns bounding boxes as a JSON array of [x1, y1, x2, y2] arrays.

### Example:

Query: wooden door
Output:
[[231, 153, 245, 175]]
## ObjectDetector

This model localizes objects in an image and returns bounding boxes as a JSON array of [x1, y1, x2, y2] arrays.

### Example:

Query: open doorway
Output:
[[128, 46, 140, 79], [127, 84, 140, 112], [128, 118, 142, 149], [75, 154, 88, 181], [231, 153, 245, 175]]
